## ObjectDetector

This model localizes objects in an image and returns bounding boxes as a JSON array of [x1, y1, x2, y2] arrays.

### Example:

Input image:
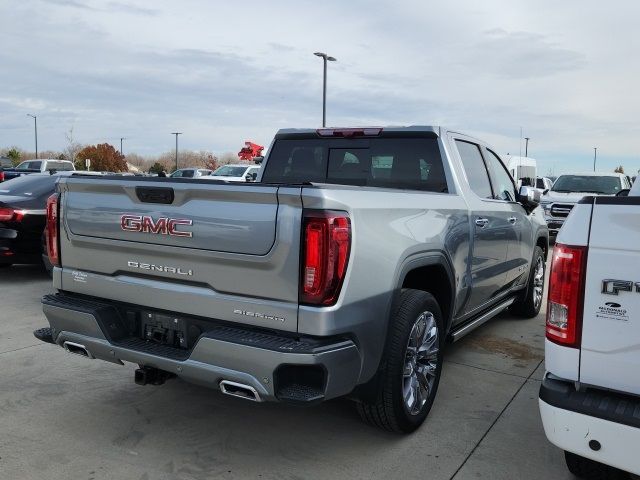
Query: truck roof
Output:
[[557, 171, 626, 177], [276, 125, 441, 136]]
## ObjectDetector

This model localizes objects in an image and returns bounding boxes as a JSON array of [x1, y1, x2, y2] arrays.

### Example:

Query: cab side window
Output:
[[485, 149, 516, 202], [455, 140, 493, 199]]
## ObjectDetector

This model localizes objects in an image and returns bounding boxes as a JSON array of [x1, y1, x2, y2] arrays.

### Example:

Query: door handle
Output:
[[475, 218, 489, 228], [508, 217, 517, 224]]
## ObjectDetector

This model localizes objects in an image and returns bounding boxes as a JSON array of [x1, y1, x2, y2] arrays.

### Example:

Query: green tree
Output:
[[148, 162, 166, 175], [75, 143, 127, 172], [6, 147, 21, 165]]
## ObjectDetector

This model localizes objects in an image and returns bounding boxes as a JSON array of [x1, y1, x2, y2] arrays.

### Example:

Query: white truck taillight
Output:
[[546, 243, 587, 348], [46, 193, 60, 267], [300, 210, 351, 306]]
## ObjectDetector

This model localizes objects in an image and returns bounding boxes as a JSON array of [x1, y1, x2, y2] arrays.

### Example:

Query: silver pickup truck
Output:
[[34, 126, 548, 433]]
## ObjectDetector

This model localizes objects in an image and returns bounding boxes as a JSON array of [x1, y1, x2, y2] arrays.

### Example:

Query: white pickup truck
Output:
[[539, 181, 640, 478]]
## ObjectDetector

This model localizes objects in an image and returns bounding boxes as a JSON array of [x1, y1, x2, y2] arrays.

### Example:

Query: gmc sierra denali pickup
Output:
[[540, 181, 640, 477], [34, 126, 548, 433]]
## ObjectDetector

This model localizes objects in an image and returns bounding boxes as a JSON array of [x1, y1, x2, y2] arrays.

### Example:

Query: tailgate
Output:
[[57, 177, 303, 332], [581, 198, 640, 395]]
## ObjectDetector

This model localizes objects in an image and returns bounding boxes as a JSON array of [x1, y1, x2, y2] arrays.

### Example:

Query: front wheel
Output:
[[510, 246, 546, 318], [356, 289, 444, 433]]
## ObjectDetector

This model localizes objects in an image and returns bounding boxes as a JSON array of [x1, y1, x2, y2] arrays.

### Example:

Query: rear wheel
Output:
[[564, 451, 630, 480], [356, 289, 444, 433], [510, 246, 545, 318]]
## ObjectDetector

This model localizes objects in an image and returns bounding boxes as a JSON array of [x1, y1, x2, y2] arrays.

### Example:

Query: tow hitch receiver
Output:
[[134, 366, 175, 386]]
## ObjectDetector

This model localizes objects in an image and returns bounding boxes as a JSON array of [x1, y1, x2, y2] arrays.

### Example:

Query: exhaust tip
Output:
[[63, 341, 94, 359], [220, 380, 261, 402]]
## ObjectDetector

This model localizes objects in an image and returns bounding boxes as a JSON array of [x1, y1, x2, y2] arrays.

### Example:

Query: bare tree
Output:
[[218, 152, 238, 165], [64, 127, 83, 164]]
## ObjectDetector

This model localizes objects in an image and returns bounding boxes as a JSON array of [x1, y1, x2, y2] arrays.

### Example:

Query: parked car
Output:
[[539, 180, 640, 478], [34, 126, 548, 433], [207, 163, 261, 182], [0, 172, 74, 271], [0, 156, 13, 183], [539, 172, 631, 237], [0, 159, 75, 183], [169, 168, 213, 178], [535, 176, 553, 193]]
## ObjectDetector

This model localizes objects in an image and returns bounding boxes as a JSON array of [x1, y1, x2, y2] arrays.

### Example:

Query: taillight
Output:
[[0, 208, 14, 221], [0, 171, 4, 182], [546, 244, 588, 348], [46, 193, 60, 267], [0, 208, 25, 222], [316, 128, 383, 138], [301, 210, 351, 305]]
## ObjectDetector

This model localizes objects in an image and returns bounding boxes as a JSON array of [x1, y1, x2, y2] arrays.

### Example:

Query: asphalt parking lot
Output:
[[0, 263, 573, 480]]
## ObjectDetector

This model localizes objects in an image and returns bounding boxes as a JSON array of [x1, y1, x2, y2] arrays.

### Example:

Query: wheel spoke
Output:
[[415, 364, 433, 392], [404, 376, 418, 412]]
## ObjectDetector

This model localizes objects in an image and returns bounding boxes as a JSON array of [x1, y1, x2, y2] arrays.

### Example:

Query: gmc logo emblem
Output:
[[120, 214, 193, 238]]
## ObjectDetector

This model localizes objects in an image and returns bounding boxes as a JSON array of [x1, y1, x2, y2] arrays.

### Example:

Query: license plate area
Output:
[[141, 311, 190, 349]]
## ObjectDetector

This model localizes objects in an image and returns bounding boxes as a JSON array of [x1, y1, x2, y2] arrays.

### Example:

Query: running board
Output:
[[449, 298, 515, 342]]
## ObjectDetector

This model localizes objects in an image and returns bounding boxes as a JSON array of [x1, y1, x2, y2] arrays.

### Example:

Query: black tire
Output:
[[356, 289, 444, 433], [564, 451, 630, 480], [510, 245, 545, 318]]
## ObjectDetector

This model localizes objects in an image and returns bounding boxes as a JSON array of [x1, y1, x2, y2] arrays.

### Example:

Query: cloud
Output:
[[2, 0, 640, 173], [43, 0, 96, 10], [106, 2, 159, 16], [464, 29, 587, 79]]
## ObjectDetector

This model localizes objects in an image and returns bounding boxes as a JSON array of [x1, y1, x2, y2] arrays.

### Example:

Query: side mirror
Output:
[[518, 186, 540, 212], [542, 189, 549, 195], [616, 189, 630, 197]]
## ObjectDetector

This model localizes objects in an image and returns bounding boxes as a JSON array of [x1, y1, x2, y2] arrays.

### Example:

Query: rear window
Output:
[[46, 161, 73, 171], [16, 160, 42, 170], [213, 165, 250, 177], [262, 137, 447, 192], [0, 174, 58, 196]]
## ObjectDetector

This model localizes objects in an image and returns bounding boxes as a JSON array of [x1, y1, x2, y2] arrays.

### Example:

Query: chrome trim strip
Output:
[[450, 298, 516, 341]]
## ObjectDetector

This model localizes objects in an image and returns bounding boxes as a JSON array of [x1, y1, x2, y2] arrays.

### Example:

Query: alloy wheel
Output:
[[403, 311, 439, 415]]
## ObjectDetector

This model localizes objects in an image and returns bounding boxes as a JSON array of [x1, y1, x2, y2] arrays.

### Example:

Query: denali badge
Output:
[[127, 261, 193, 276], [602, 279, 640, 295], [120, 214, 193, 238]]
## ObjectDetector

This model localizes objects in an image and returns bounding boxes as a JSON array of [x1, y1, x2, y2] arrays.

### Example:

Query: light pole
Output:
[[313, 52, 337, 127], [524, 137, 530, 157], [593, 147, 597, 172], [120, 137, 126, 157], [171, 132, 182, 171], [27, 114, 38, 159]]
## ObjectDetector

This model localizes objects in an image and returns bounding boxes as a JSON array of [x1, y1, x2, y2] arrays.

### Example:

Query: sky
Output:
[[1, 0, 639, 175]]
